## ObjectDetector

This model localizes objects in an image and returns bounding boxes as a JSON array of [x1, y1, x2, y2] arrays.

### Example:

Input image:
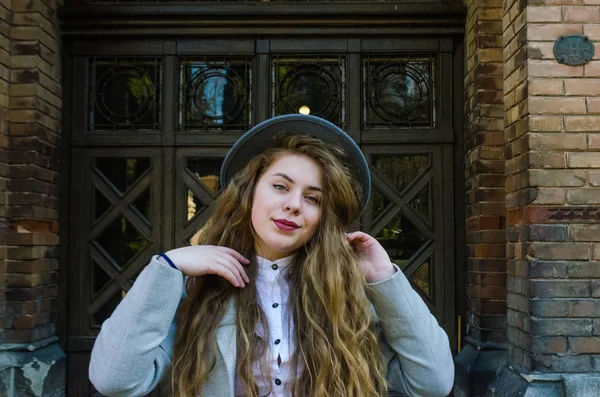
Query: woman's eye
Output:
[[273, 184, 286, 191], [307, 196, 320, 204]]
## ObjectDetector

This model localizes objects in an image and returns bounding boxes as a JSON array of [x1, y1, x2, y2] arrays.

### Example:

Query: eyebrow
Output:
[[273, 172, 322, 192]]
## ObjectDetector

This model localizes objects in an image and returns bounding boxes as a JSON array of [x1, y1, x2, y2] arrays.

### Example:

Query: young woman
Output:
[[89, 115, 454, 397]]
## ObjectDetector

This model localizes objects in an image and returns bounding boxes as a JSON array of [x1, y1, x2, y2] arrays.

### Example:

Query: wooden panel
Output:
[[361, 38, 440, 52], [64, 33, 462, 393], [70, 148, 163, 339], [361, 145, 453, 327], [174, 147, 230, 247], [270, 38, 348, 53], [72, 40, 165, 56], [177, 39, 255, 55]]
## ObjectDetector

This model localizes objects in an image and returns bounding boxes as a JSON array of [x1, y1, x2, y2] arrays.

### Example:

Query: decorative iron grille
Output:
[[368, 152, 435, 302], [88, 57, 162, 132], [362, 54, 437, 130], [271, 55, 345, 127], [90, 156, 155, 328], [179, 57, 252, 132]]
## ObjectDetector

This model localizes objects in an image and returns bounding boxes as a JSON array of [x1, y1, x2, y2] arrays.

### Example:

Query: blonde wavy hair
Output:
[[172, 134, 387, 397]]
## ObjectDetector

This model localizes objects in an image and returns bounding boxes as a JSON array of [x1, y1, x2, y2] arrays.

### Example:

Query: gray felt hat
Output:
[[220, 114, 371, 215]]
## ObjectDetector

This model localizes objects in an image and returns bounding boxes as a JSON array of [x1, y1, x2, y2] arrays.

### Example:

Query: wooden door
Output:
[[65, 36, 459, 396]]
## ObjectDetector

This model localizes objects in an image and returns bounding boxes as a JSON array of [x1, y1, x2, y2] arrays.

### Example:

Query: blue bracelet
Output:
[[159, 253, 178, 270]]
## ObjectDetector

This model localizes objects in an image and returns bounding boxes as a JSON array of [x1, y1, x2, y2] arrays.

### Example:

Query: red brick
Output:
[[563, 6, 600, 21], [529, 97, 586, 114], [585, 61, 600, 76], [529, 133, 588, 150], [529, 60, 584, 77], [529, 242, 590, 260], [570, 337, 600, 352], [527, 24, 583, 40], [526, 6, 562, 22]]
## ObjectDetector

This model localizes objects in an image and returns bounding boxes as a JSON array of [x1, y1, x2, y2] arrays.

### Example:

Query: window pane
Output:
[[94, 187, 112, 220], [409, 258, 432, 297], [95, 157, 151, 194], [272, 55, 345, 127], [89, 57, 161, 131], [363, 55, 437, 129], [376, 211, 427, 269], [131, 187, 152, 223], [94, 216, 149, 266], [179, 58, 252, 131], [372, 154, 429, 194], [408, 182, 432, 222], [187, 158, 223, 193], [186, 158, 224, 223]]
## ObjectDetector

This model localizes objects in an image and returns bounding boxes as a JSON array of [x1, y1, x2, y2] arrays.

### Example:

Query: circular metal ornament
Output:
[[554, 35, 594, 66], [185, 65, 246, 125], [278, 63, 339, 119], [368, 62, 430, 123], [95, 64, 155, 125]]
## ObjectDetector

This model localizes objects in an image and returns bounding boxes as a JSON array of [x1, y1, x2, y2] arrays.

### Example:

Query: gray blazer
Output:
[[89, 256, 454, 397]]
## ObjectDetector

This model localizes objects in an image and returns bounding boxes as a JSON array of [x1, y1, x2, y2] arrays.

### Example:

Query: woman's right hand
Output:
[[163, 245, 250, 287]]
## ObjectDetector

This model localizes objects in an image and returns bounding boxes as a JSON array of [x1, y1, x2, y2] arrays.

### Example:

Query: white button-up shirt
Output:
[[235, 255, 296, 397]]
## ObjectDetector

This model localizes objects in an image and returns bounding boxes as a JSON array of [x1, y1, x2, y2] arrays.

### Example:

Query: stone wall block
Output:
[[530, 261, 568, 278], [593, 243, 600, 260], [530, 224, 568, 241], [531, 336, 568, 353], [532, 318, 593, 336], [565, 78, 600, 95], [529, 115, 564, 131], [563, 6, 600, 21], [531, 279, 591, 298], [569, 299, 600, 316], [592, 280, 600, 297], [529, 60, 584, 77], [584, 60, 600, 76], [569, 225, 600, 242], [529, 133, 588, 150], [566, 152, 600, 167], [570, 337, 600, 353], [529, 169, 587, 186], [567, 189, 600, 204], [529, 242, 590, 260], [531, 299, 569, 316], [529, 96, 587, 113]]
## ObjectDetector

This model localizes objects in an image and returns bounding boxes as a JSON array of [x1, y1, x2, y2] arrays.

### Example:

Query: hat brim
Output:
[[220, 114, 371, 215]]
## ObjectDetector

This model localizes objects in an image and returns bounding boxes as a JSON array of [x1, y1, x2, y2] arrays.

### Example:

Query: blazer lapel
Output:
[[217, 297, 237, 395]]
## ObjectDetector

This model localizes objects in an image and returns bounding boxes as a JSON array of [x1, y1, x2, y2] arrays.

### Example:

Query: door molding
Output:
[[59, 3, 465, 38]]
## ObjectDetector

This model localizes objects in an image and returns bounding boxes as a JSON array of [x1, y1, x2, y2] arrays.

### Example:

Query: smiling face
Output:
[[251, 152, 324, 261]]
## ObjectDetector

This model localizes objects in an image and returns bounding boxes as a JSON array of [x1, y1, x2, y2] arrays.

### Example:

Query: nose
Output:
[[284, 192, 302, 214]]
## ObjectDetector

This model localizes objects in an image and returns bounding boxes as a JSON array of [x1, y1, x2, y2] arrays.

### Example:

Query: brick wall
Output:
[[503, 0, 530, 371], [455, 0, 508, 394], [504, 0, 600, 373], [1, 0, 62, 346], [464, 0, 507, 347], [0, 1, 65, 394], [0, 0, 11, 342]]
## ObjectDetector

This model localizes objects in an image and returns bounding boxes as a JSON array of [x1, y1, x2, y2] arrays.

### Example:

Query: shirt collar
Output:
[[255, 253, 296, 272]]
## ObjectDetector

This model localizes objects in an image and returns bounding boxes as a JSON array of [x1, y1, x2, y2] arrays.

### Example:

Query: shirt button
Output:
[[271, 264, 278, 270], [272, 303, 279, 308], [275, 378, 282, 386], [274, 339, 281, 345]]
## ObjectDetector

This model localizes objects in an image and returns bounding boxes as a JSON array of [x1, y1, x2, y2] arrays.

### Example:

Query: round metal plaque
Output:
[[554, 35, 594, 66]]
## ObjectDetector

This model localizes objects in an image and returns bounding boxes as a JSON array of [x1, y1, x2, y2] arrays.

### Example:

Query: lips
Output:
[[273, 219, 300, 231]]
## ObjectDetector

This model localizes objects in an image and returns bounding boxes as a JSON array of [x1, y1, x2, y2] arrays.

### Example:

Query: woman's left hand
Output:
[[347, 231, 397, 283]]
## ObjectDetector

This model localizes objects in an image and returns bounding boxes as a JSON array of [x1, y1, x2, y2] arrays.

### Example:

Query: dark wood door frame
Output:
[[59, 5, 466, 395]]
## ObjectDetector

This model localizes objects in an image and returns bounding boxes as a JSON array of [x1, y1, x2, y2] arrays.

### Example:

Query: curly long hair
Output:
[[172, 134, 387, 397]]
